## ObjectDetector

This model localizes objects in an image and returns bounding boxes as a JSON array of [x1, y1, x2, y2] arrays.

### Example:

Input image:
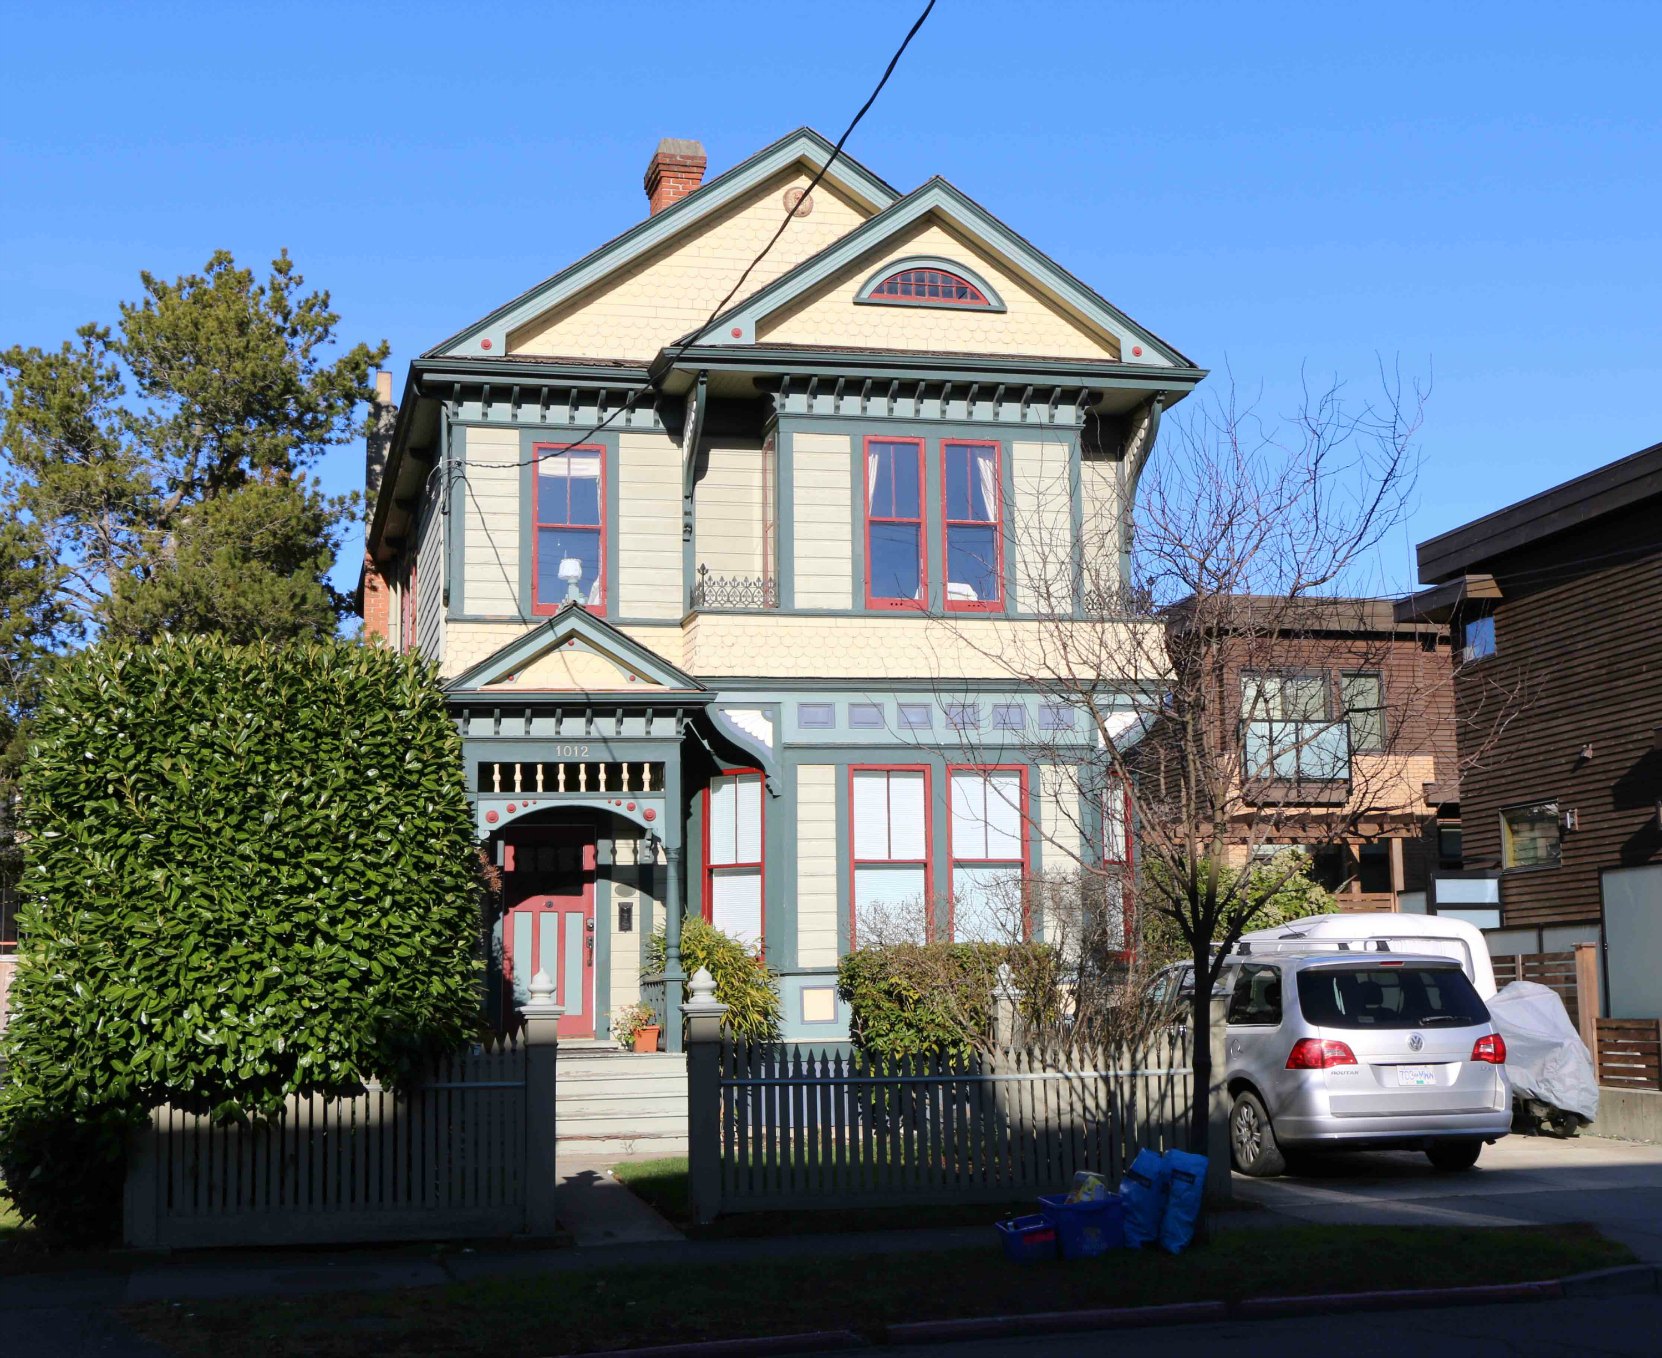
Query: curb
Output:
[[884, 1301, 1228, 1344], [546, 1264, 1662, 1357], [1558, 1263, 1662, 1298], [550, 1331, 865, 1358], [1235, 1279, 1562, 1318]]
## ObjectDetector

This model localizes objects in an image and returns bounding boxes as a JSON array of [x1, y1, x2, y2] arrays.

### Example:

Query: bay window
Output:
[[948, 766, 1027, 943], [705, 771, 764, 948], [851, 767, 930, 944], [863, 437, 925, 607], [942, 441, 1002, 609], [532, 443, 604, 614]]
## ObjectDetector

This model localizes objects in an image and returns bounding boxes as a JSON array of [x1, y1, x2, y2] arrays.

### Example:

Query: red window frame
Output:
[[939, 440, 1004, 612], [946, 764, 1030, 941], [849, 764, 933, 947], [531, 442, 606, 616], [870, 267, 991, 307], [862, 435, 927, 611], [400, 554, 417, 654], [702, 769, 766, 949]]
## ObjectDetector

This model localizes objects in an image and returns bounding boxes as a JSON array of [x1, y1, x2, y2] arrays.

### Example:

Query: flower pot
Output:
[[633, 1025, 661, 1054]]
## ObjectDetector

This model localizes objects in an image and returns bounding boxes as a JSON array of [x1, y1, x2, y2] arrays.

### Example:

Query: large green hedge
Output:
[[0, 637, 485, 1238]]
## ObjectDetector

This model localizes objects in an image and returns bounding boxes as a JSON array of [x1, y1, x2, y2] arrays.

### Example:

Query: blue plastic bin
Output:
[[1037, 1191, 1126, 1259], [995, 1213, 1059, 1262]]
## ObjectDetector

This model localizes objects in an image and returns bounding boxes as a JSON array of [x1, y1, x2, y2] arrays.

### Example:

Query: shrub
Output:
[[837, 941, 1060, 1063], [1139, 849, 1335, 967], [646, 916, 781, 1043], [0, 637, 484, 1239]]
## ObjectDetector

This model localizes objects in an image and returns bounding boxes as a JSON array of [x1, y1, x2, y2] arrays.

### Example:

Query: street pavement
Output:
[[1229, 1131, 1662, 1263]]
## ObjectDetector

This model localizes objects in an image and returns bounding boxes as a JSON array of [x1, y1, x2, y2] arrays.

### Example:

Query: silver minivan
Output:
[[1222, 950, 1512, 1175]]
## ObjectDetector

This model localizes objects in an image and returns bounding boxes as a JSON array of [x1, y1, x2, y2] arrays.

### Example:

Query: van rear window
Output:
[[1296, 966, 1489, 1030]]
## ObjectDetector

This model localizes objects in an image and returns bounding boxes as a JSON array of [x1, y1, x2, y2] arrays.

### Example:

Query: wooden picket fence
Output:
[[698, 1034, 1195, 1215], [124, 1034, 550, 1249], [1595, 1019, 1662, 1092], [1493, 951, 1582, 1028]]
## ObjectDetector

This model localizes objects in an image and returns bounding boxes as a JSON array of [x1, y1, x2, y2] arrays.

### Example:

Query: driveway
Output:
[[1231, 1132, 1662, 1262]]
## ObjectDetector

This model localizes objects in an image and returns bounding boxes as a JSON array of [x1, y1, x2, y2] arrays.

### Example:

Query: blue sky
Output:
[[4, 0, 1659, 601]]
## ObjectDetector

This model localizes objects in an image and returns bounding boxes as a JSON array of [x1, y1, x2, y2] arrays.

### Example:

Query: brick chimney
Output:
[[644, 138, 707, 215]]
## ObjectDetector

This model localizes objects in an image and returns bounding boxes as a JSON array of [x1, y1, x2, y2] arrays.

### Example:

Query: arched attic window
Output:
[[855, 257, 1005, 311]]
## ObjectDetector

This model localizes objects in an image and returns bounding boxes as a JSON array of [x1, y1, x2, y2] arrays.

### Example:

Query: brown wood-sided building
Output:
[[1398, 440, 1662, 1020], [1167, 596, 1458, 911]]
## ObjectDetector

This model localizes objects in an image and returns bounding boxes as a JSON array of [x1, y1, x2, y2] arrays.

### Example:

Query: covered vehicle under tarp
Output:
[[1486, 981, 1599, 1126]]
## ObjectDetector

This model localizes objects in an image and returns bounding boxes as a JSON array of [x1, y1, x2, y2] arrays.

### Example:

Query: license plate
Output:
[[1396, 1064, 1437, 1087]]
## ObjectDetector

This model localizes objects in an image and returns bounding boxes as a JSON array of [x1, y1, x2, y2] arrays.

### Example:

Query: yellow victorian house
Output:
[[357, 130, 1204, 1070]]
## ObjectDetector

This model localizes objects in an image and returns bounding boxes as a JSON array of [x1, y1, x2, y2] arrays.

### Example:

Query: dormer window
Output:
[[856, 256, 1005, 311]]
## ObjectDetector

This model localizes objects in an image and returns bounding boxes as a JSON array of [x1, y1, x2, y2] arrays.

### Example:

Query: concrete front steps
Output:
[[557, 1042, 689, 1158]]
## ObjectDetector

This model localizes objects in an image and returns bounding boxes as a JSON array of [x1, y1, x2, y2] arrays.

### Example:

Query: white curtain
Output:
[[974, 446, 998, 524], [952, 864, 1022, 943], [711, 868, 763, 948]]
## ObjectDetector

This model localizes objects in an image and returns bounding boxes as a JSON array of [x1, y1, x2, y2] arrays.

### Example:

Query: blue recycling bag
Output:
[[1158, 1148, 1210, 1254], [1119, 1148, 1170, 1249]]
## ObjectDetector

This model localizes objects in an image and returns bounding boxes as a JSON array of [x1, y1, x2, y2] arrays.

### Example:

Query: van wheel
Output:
[[1230, 1090, 1286, 1177], [1426, 1140, 1482, 1171]]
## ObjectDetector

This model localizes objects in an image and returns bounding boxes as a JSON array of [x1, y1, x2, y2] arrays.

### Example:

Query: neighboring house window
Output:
[[1500, 801, 1561, 870], [1241, 672, 1329, 722], [868, 266, 991, 307], [1340, 672, 1385, 753], [948, 766, 1027, 943], [705, 771, 764, 948], [532, 443, 604, 614], [1241, 671, 1348, 782], [1461, 613, 1497, 662], [941, 441, 1002, 609], [400, 555, 417, 654], [851, 767, 931, 944], [864, 437, 926, 607]]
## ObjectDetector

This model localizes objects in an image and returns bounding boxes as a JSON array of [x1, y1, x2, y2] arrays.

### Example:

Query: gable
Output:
[[445, 605, 701, 693], [488, 642, 662, 691], [757, 215, 1119, 362], [695, 178, 1193, 370], [429, 128, 896, 361], [509, 167, 874, 362]]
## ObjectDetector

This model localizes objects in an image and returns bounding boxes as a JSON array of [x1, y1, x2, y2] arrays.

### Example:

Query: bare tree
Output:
[[922, 368, 1482, 1148]]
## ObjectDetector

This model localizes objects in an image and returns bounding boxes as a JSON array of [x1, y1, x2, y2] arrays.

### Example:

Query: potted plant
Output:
[[615, 1002, 660, 1053]]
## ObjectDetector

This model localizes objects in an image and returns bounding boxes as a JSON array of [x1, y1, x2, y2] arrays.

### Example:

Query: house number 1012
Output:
[[556, 744, 591, 758]]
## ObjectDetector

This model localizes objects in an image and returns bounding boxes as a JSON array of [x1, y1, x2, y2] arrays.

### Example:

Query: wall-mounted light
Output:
[[640, 830, 661, 863], [1578, 743, 1594, 762], [1560, 807, 1580, 832]]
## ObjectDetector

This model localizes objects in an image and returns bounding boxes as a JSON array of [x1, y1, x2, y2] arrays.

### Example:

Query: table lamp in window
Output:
[[557, 556, 585, 602]]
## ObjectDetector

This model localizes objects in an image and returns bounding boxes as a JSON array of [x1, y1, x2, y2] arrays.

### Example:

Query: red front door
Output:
[[502, 827, 596, 1039]]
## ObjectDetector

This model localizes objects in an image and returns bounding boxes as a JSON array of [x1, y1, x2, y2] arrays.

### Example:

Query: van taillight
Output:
[[1471, 1033, 1507, 1065], [1286, 1038, 1358, 1069]]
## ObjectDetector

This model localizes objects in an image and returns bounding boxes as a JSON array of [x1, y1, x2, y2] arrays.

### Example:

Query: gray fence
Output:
[[683, 990, 1229, 1224], [124, 995, 562, 1249]]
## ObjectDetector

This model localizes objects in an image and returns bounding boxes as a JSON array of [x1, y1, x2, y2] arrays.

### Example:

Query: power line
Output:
[[442, 0, 937, 475]]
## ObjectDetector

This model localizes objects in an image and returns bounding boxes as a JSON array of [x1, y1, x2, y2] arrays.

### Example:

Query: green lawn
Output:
[[126, 1224, 1631, 1358], [611, 1154, 1038, 1238]]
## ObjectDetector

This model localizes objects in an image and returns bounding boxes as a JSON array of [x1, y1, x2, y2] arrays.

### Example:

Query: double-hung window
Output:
[[851, 767, 930, 944], [1101, 773, 1133, 950], [864, 437, 925, 607], [948, 766, 1027, 943], [705, 771, 764, 949], [532, 443, 604, 614], [942, 441, 1002, 609]]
